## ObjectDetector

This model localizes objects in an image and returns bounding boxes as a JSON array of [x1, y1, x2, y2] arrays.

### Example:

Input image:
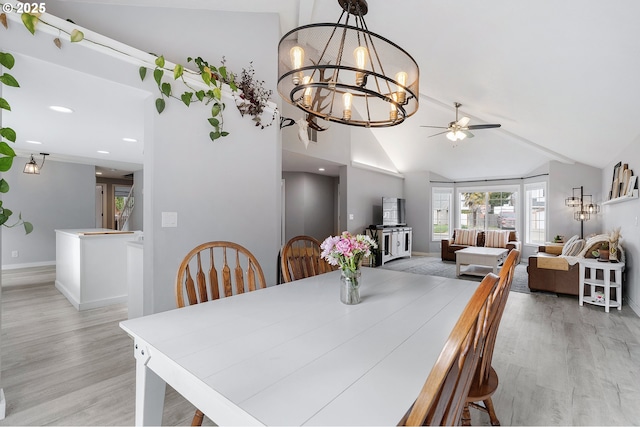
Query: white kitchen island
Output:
[[55, 228, 142, 311]]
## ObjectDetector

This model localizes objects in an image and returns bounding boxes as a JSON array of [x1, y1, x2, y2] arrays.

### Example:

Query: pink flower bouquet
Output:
[[320, 231, 377, 273]]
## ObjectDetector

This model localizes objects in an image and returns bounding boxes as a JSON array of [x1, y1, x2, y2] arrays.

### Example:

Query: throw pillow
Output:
[[453, 229, 478, 246], [562, 239, 585, 257], [561, 235, 579, 254], [485, 230, 509, 248]]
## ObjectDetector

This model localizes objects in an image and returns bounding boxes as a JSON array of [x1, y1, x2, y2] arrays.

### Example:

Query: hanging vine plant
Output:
[[6, 8, 276, 142], [139, 55, 276, 141], [0, 51, 33, 234]]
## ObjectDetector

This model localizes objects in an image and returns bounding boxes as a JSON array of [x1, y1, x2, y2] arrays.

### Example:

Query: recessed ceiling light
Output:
[[26, 140, 42, 144], [49, 105, 74, 113], [97, 150, 110, 154], [122, 137, 137, 142], [318, 168, 325, 172], [95, 171, 103, 175]]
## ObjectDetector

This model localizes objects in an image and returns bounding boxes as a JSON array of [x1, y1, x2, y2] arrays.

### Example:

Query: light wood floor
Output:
[[1, 277, 639, 425]]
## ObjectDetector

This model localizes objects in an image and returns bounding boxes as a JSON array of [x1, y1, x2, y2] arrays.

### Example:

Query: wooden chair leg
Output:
[[461, 403, 472, 426], [484, 398, 500, 426], [191, 409, 204, 426]]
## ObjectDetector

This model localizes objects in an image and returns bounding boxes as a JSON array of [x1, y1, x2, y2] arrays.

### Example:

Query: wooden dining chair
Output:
[[399, 273, 500, 426], [462, 249, 520, 426], [175, 241, 266, 426], [280, 235, 336, 282]]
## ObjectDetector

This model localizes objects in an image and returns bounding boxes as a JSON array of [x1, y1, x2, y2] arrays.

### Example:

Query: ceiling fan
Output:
[[421, 102, 501, 142]]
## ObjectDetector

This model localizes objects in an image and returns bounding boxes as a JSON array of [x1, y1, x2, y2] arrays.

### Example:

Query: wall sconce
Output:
[[565, 186, 599, 238], [23, 153, 49, 175]]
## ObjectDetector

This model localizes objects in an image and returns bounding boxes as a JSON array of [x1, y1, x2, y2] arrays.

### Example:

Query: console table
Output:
[[579, 258, 625, 313]]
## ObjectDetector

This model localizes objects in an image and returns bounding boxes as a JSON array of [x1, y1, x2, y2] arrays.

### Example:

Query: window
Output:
[[525, 182, 546, 245], [457, 188, 518, 231], [432, 187, 452, 240]]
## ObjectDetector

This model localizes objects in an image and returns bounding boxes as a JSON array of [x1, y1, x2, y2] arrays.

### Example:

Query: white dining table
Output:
[[120, 267, 479, 426]]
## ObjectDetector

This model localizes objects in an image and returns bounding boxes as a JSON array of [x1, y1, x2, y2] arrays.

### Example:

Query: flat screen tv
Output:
[[382, 197, 406, 226]]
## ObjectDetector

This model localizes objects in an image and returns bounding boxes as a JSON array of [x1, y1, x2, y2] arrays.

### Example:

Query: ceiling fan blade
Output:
[[428, 131, 449, 138], [457, 116, 470, 127], [420, 125, 448, 129], [467, 124, 501, 130]]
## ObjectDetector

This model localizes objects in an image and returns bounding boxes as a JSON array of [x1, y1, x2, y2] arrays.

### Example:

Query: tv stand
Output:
[[371, 226, 412, 265]]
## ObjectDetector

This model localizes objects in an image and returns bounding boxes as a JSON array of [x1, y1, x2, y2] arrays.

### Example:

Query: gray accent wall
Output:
[[403, 171, 431, 253], [283, 172, 337, 242], [548, 161, 602, 240], [345, 165, 404, 234], [1, 157, 95, 268]]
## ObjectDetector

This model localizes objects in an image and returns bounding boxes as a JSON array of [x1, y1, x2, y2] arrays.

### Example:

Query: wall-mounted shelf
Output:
[[602, 189, 639, 206]]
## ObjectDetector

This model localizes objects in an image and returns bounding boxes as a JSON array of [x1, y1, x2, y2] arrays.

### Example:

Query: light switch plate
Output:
[[162, 212, 178, 227]]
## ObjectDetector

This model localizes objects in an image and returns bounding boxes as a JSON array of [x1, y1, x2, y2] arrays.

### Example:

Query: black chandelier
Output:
[[277, 0, 419, 129]]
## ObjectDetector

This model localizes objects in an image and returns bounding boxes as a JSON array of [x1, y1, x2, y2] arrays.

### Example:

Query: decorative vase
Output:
[[609, 241, 618, 261], [340, 268, 361, 305]]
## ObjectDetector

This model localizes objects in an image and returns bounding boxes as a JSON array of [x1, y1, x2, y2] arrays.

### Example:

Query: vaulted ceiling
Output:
[[4, 0, 639, 180]]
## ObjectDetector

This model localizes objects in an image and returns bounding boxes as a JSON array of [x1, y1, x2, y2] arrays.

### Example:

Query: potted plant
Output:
[[592, 242, 610, 260], [553, 235, 564, 243]]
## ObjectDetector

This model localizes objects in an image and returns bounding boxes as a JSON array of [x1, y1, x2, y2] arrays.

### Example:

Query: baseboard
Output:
[[55, 280, 80, 310], [55, 280, 127, 311], [627, 295, 640, 317], [2, 261, 56, 271], [411, 251, 438, 257], [78, 295, 127, 311]]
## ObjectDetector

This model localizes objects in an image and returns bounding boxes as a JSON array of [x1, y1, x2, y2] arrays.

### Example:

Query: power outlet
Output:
[[11, 250, 18, 258]]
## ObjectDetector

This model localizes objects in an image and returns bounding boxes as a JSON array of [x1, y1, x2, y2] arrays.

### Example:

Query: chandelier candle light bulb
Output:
[[343, 92, 353, 120], [302, 76, 313, 108], [289, 46, 304, 85], [354, 46, 368, 86], [390, 93, 398, 121], [395, 71, 407, 103]]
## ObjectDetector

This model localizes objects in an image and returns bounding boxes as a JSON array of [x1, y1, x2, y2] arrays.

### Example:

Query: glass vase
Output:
[[340, 268, 361, 305]]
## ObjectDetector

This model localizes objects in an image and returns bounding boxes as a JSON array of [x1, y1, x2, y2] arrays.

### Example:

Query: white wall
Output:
[[1, 157, 95, 268], [601, 140, 640, 315]]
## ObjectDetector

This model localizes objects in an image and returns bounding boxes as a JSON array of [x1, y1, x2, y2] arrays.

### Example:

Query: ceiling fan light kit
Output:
[[277, 0, 419, 128], [422, 102, 502, 142]]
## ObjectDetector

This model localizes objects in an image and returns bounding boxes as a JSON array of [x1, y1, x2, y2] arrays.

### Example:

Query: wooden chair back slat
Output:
[[248, 262, 257, 292], [196, 252, 208, 303], [176, 241, 266, 309], [281, 235, 337, 283], [400, 273, 500, 426], [182, 265, 198, 307], [222, 247, 232, 298], [209, 248, 220, 301], [234, 250, 245, 295]]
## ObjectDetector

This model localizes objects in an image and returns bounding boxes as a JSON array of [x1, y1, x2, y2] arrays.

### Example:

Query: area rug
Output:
[[379, 255, 530, 294]]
